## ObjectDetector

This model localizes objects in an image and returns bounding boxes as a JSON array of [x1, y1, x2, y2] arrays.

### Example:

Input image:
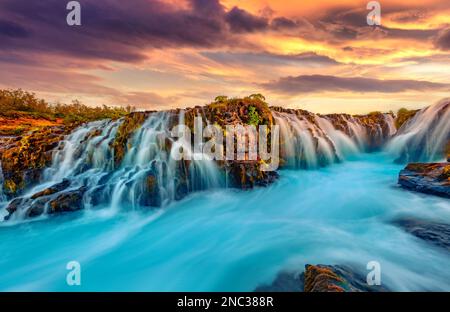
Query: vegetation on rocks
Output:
[[0, 126, 67, 197], [0, 89, 130, 135], [0, 89, 132, 197], [395, 108, 419, 129], [111, 112, 151, 167], [185, 94, 273, 130]]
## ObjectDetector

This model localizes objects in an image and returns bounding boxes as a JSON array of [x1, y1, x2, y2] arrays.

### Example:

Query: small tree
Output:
[[249, 93, 266, 101], [214, 95, 228, 103]]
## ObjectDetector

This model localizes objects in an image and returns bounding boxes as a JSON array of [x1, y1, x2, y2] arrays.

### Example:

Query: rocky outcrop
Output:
[[4, 180, 86, 220], [393, 218, 450, 252], [272, 107, 395, 152], [398, 163, 450, 198], [223, 160, 279, 190], [389, 100, 449, 163], [185, 95, 273, 129], [1, 95, 406, 221], [303, 264, 387, 292], [111, 112, 152, 167], [0, 126, 69, 198], [255, 264, 388, 292]]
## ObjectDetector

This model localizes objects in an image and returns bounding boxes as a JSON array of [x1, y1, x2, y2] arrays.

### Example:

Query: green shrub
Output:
[[0, 89, 131, 124], [248, 106, 261, 126]]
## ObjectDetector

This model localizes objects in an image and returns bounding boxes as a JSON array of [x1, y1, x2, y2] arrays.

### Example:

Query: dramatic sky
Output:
[[0, 0, 449, 113]]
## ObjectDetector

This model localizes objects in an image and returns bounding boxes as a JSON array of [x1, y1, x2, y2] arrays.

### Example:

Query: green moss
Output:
[[4, 179, 18, 194]]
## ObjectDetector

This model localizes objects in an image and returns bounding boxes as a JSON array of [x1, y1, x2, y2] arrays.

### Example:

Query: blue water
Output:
[[0, 153, 449, 291]]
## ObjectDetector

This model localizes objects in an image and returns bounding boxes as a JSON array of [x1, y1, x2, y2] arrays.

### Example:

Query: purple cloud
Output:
[[225, 7, 268, 33], [435, 28, 450, 50], [0, 0, 268, 63], [261, 75, 450, 94]]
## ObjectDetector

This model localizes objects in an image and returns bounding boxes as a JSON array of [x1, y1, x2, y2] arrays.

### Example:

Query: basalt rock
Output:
[[393, 218, 450, 252], [398, 163, 450, 198]]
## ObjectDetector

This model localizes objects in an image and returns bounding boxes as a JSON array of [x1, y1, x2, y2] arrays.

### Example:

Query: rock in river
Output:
[[393, 218, 450, 252], [398, 163, 450, 198], [255, 264, 388, 292]]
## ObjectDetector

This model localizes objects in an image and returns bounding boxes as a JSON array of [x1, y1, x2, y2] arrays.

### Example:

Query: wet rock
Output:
[[5, 197, 24, 219], [225, 160, 279, 189], [26, 197, 50, 218], [303, 264, 387, 292], [140, 172, 162, 207], [5, 186, 87, 220], [47, 187, 87, 214], [255, 264, 388, 292], [30, 179, 71, 199], [393, 218, 450, 252], [398, 163, 450, 198]]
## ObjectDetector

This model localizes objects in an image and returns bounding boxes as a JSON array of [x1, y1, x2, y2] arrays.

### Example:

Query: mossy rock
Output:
[[0, 126, 67, 197], [111, 112, 151, 167], [395, 108, 419, 129]]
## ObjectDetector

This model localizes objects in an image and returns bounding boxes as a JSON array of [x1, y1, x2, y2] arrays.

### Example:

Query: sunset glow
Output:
[[0, 0, 449, 113]]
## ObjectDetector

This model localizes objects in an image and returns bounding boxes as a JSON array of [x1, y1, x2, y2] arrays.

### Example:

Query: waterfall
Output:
[[0, 161, 6, 203], [386, 99, 450, 162], [273, 110, 395, 169], [107, 111, 224, 210], [4, 111, 225, 220]]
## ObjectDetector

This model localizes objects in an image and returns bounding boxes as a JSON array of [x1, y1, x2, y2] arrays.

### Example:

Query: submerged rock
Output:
[[393, 218, 450, 252], [398, 163, 450, 198], [255, 264, 388, 292]]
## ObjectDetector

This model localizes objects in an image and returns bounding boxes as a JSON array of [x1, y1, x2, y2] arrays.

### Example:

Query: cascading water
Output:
[[0, 161, 6, 204], [386, 99, 450, 162], [107, 111, 224, 210], [0, 102, 449, 291], [273, 110, 395, 169], [3, 111, 225, 220]]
